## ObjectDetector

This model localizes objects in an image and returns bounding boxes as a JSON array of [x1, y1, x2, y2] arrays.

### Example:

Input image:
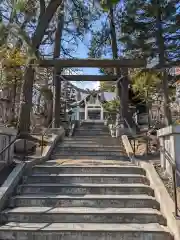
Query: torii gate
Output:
[[36, 58, 147, 127]]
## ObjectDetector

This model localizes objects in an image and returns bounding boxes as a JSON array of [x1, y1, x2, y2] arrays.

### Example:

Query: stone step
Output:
[[0, 223, 173, 240], [17, 183, 154, 195], [50, 155, 128, 160], [75, 134, 110, 137], [51, 151, 124, 157], [57, 147, 123, 151], [42, 159, 133, 166], [24, 174, 149, 185], [75, 133, 110, 136], [1, 207, 166, 225], [57, 146, 122, 151], [58, 142, 122, 147], [56, 143, 121, 152], [10, 194, 160, 209], [32, 165, 145, 175], [64, 137, 122, 141], [62, 139, 119, 143], [66, 136, 116, 139], [52, 149, 124, 153], [62, 139, 124, 145], [76, 130, 109, 133], [75, 129, 109, 132], [62, 139, 123, 144]]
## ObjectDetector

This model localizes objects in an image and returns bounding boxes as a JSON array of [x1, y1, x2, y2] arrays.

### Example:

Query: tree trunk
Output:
[[36, 92, 41, 114], [155, 0, 172, 126], [47, 99, 53, 126], [53, 72, 61, 127], [53, 3, 64, 128], [109, 6, 120, 122], [18, 65, 34, 135], [18, 0, 62, 135], [121, 76, 130, 122], [109, 7, 118, 61], [8, 81, 17, 124], [109, 6, 129, 125]]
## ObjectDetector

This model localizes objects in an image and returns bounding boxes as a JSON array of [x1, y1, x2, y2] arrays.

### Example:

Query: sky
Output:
[[72, 40, 101, 90], [68, 13, 109, 91]]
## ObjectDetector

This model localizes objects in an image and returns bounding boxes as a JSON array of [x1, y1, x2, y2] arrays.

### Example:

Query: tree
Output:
[[0, 45, 28, 125], [120, 0, 179, 125], [89, 0, 130, 125], [6, 0, 98, 134], [102, 99, 120, 123], [131, 70, 161, 103], [0, 0, 64, 134], [99, 68, 116, 92], [52, 2, 64, 128], [0, 0, 39, 126], [100, 81, 115, 92], [60, 81, 76, 121], [0, 0, 99, 134], [51, 0, 99, 127], [17, 0, 63, 135]]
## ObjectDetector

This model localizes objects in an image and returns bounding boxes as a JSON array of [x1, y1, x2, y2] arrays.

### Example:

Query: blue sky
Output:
[[72, 39, 101, 90], [69, 14, 109, 90]]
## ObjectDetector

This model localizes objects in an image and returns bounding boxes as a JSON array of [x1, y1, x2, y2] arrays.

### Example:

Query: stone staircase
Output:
[[51, 122, 127, 160], [0, 122, 173, 239]]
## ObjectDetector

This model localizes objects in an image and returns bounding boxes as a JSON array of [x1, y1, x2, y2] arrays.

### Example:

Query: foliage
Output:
[[120, 0, 179, 64], [0, 47, 27, 87], [100, 0, 119, 12], [131, 70, 161, 103], [100, 81, 116, 92], [99, 68, 116, 92], [102, 99, 120, 115]]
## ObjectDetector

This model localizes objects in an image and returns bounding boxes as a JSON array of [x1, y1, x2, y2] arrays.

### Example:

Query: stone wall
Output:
[[0, 127, 17, 165]]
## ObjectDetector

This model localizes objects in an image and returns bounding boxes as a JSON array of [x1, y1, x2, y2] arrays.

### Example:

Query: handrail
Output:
[[161, 146, 180, 218], [41, 119, 55, 155], [68, 121, 76, 137], [0, 134, 19, 159], [121, 109, 180, 217], [124, 118, 137, 155], [125, 117, 180, 217], [124, 118, 135, 136]]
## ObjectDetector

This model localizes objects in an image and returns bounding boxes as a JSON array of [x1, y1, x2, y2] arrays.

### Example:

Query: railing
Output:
[[126, 116, 180, 217], [124, 118, 138, 155], [68, 121, 76, 137], [124, 117, 180, 217], [162, 147, 180, 218], [125, 116, 161, 156], [40, 119, 76, 154], [40, 119, 55, 155], [0, 134, 19, 163], [0, 117, 65, 164]]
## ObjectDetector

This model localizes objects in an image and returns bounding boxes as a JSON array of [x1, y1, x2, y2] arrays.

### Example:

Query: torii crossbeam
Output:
[[59, 75, 119, 81], [37, 58, 146, 68]]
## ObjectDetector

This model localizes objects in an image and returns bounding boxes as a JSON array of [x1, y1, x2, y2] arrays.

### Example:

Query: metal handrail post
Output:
[[172, 167, 178, 217]]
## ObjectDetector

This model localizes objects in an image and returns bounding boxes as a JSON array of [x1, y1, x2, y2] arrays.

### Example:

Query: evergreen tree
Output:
[[120, 0, 179, 125], [89, 0, 131, 123], [120, 0, 179, 64]]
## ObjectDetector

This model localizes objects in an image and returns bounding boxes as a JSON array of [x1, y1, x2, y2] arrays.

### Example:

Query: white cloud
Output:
[[74, 81, 100, 90], [91, 81, 100, 90]]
